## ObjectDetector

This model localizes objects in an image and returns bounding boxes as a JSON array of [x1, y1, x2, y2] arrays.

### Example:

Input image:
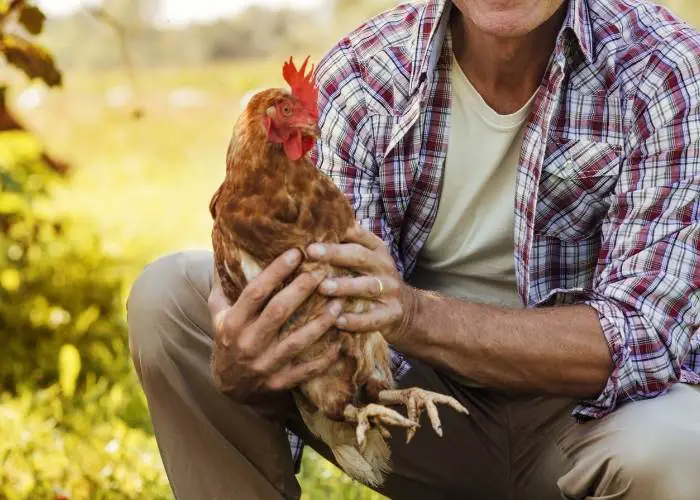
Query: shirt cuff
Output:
[[573, 295, 629, 420], [536, 289, 634, 420]]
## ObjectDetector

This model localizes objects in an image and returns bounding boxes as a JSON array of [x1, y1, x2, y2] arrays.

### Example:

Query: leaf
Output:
[[74, 306, 100, 334], [18, 5, 46, 35], [58, 344, 81, 398], [1, 34, 62, 87], [0, 268, 21, 291], [0, 169, 22, 191], [0, 191, 27, 213]]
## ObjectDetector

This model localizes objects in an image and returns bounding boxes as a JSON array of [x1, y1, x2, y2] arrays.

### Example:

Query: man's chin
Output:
[[454, 0, 566, 39]]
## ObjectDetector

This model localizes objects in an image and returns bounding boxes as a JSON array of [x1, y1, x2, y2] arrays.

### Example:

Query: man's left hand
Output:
[[306, 224, 417, 343]]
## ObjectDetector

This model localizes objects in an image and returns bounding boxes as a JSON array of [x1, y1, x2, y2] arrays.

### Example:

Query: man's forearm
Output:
[[394, 288, 613, 398]]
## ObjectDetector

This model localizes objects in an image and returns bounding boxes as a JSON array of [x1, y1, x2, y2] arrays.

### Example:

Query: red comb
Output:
[[283, 56, 318, 119]]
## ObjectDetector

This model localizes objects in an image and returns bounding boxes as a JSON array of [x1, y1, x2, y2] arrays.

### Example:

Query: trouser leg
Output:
[[127, 251, 300, 500], [295, 355, 700, 500], [556, 383, 700, 500]]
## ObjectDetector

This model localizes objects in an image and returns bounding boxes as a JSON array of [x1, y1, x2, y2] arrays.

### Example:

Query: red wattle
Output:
[[283, 130, 303, 161]]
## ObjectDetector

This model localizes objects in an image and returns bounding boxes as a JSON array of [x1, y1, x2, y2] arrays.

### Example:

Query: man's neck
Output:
[[451, 5, 566, 115]]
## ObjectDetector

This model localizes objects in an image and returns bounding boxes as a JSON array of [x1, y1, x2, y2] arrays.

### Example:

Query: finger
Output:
[[264, 343, 341, 392], [257, 299, 344, 370], [343, 223, 384, 251], [236, 249, 302, 315], [254, 269, 330, 337], [208, 267, 239, 342], [306, 242, 381, 273], [208, 272, 232, 319], [335, 306, 398, 333], [212, 262, 223, 289], [319, 275, 395, 298]]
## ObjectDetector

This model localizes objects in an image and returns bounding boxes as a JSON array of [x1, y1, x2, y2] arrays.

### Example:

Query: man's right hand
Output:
[[208, 248, 344, 403]]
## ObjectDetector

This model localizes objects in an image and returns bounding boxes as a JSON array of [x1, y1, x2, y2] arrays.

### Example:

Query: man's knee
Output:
[[615, 425, 698, 498], [560, 387, 700, 499], [127, 250, 213, 379]]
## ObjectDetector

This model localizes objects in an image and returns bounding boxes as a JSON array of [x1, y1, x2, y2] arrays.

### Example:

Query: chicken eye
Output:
[[281, 104, 292, 116]]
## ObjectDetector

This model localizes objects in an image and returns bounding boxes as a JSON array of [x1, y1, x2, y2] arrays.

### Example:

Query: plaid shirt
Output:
[[288, 0, 700, 465]]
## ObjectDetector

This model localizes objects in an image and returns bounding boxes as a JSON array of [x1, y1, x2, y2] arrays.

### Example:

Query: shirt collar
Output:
[[408, 0, 451, 96], [559, 0, 595, 65], [409, 0, 595, 95]]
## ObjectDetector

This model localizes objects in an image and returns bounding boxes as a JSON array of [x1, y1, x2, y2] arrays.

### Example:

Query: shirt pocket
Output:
[[534, 139, 621, 242]]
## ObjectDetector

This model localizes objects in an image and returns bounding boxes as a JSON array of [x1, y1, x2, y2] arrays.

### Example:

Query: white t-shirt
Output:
[[409, 56, 535, 308]]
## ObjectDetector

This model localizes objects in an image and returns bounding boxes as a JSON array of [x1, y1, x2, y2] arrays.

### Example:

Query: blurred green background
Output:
[[0, 0, 698, 498]]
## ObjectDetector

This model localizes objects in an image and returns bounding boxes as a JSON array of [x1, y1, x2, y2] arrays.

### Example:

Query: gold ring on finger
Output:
[[373, 276, 384, 297]]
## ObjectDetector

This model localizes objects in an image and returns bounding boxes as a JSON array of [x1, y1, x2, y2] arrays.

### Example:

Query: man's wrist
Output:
[[386, 284, 420, 345]]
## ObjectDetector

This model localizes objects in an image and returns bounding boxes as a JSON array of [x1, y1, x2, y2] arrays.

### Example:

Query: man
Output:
[[127, 0, 700, 498]]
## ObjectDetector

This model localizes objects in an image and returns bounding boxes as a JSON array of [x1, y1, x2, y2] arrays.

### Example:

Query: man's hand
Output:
[[306, 225, 611, 399], [208, 249, 344, 402], [307, 224, 417, 344]]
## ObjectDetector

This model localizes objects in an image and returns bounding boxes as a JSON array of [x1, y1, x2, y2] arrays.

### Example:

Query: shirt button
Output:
[[563, 160, 575, 176]]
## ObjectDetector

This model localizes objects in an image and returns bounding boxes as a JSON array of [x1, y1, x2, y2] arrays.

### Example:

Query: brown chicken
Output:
[[209, 57, 468, 487]]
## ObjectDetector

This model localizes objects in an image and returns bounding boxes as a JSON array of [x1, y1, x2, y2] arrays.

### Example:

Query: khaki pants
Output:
[[127, 250, 700, 500]]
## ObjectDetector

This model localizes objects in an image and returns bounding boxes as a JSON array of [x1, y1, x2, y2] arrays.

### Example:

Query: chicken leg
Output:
[[378, 388, 470, 443], [343, 404, 418, 447]]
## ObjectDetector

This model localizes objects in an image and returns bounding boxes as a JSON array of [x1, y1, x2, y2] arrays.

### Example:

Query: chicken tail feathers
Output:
[[332, 435, 390, 488], [294, 394, 391, 488]]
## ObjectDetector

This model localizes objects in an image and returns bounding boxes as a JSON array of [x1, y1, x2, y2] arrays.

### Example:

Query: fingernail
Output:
[[308, 244, 326, 258], [336, 315, 347, 327], [312, 269, 326, 280], [328, 300, 343, 316], [285, 249, 301, 265], [321, 279, 337, 294]]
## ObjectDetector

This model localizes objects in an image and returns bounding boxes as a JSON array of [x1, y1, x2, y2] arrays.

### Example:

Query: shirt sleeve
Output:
[[311, 40, 405, 276], [571, 50, 700, 419]]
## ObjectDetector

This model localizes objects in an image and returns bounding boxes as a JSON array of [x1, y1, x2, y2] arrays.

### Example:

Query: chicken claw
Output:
[[378, 388, 469, 443], [344, 404, 417, 447]]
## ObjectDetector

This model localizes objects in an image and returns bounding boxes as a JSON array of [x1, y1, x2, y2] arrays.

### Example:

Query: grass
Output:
[[10, 58, 385, 499]]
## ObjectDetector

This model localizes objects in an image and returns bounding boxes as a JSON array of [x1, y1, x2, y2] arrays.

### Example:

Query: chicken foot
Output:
[[343, 403, 418, 447], [378, 388, 470, 443]]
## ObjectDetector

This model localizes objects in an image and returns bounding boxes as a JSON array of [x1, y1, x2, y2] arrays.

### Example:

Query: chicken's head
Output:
[[262, 94, 319, 161], [253, 57, 319, 161]]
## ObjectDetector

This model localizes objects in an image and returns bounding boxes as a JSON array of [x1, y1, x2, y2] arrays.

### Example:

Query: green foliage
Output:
[[0, 132, 161, 497], [58, 344, 81, 398], [0, 5, 168, 497], [0, 385, 169, 499], [0, 133, 133, 398], [299, 450, 385, 500]]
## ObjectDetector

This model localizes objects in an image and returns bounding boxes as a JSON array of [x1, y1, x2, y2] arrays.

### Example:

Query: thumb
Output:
[[208, 267, 233, 318]]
